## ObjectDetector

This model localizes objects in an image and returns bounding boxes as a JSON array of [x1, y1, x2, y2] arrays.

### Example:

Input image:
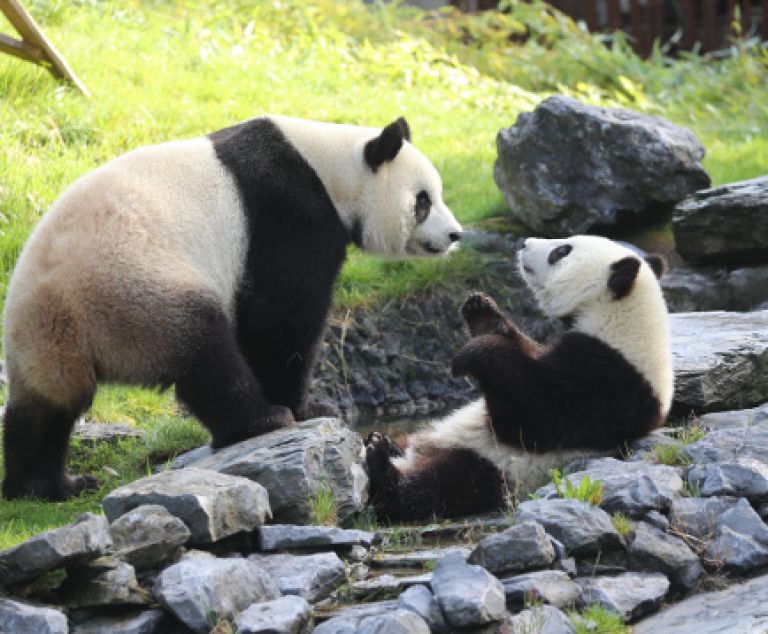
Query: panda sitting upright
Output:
[[365, 235, 673, 521], [2, 115, 462, 501]]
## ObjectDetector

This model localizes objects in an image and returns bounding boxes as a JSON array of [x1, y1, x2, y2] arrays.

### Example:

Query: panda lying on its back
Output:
[[2, 115, 462, 501], [365, 235, 673, 521]]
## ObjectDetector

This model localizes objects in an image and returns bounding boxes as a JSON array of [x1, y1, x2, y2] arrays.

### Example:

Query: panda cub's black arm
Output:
[[460, 292, 542, 356]]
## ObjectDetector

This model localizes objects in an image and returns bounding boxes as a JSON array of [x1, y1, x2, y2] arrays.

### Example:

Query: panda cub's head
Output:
[[359, 118, 462, 257]]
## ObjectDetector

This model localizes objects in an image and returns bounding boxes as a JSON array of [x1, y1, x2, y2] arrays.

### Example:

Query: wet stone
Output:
[[510, 605, 577, 634], [258, 524, 377, 551], [513, 499, 623, 556], [627, 522, 704, 592], [577, 572, 670, 622], [248, 552, 346, 603], [109, 504, 190, 571], [235, 595, 311, 634], [468, 521, 555, 574], [103, 468, 271, 544], [0, 512, 112, 587], [501, 570, 581, 609], [0, 598, 67, 634]]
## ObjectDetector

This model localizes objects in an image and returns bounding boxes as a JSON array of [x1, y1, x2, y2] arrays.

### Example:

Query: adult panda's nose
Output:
[[449, 231, 462, 243]]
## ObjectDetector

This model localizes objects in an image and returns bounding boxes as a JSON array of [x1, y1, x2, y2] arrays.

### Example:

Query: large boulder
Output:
[[577, 572, 670, 622], [493, 95, 709, 236], [673, 176, 768, 265], [662, 264, 768, 313], [670, 310, 768, 413], [0, 599, 67, 634], [172, 419, 368, 523]]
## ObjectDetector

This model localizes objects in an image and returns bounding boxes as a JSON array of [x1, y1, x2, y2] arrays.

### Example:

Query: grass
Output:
[[310, 483, 339, 526], [0, 0, 765, 548], [552, 469, 603, 505], [570, 604, 628, 634], [611, 512, 635, 539]]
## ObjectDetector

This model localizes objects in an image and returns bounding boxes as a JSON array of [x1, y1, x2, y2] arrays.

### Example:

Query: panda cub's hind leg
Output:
[[173, 301, 294, 449]]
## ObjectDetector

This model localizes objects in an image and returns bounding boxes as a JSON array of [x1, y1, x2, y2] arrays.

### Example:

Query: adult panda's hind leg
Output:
[[173, 301, 295, 448]]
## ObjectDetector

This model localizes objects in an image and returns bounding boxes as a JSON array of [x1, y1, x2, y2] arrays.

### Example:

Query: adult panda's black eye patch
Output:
[[547, 244, 572, 264], [415, 190, 431, 223]]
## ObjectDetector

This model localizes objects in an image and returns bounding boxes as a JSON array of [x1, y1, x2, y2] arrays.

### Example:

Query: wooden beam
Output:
[[0, 0, 89, 95], [0, 31, 43, 63]]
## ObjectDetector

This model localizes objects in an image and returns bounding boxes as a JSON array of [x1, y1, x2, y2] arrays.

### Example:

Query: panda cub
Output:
[[2, 115, 462, 501], [365, 235, 673, 521]]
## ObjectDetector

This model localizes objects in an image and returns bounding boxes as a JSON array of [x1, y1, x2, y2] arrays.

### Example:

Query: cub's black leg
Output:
[[174, 304, 294, 449], [2, 397, 100, 501]]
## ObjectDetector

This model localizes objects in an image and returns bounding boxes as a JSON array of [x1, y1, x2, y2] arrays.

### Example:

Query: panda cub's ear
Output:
[[364, 117, 410, 173], [608, 256, 641, 300], [644, 254, 668, 280]]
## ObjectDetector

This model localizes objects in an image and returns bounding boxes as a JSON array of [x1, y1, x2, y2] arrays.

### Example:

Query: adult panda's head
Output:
[[271, 116, 462, 258]]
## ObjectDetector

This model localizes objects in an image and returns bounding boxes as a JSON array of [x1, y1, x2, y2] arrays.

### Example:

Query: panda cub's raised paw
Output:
[[365, 431, 403, 459], [461, 291, 508, 337]]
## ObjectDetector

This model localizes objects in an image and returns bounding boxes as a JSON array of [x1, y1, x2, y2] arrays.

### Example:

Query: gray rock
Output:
[[372, 547, 470, 569], [628, 430, 683, 460], [663, 264, 768, 313], [468, 521, 555, 573], [670, 311, 768, 413], [103, 468, 270, 544], [430, 551, 506, 629], [313, 608, 429, 634], [673, 176, 768, 265], [669, 496, 740, 538], [643, 510, 670, 532], [698, 402, 768, 430], [705, 525, 768, 573], [350, 573, 432, 599], [493, 95, 708, 236], [0, 598, 67, 634], [577, 572, 670, 622], [248, 552, 346, 602], [235, 595, 311, 634], [628, 522, 704, 592], [513, 499, 623, 556], [72, 609, 166, 634], [172, 419, 368, 523], [60, 556, 151, 608], [510, 605, 577, 634], [73, 420, 146, 444], [153, 553, 281, 634], [0, 512, 112, 586], [718, 497, 768, 543], [535, 458, 683, 518], [501, 570, 581, 609], [258, 524, 376, 551], [687, 458, 768, 499], [686, 422, 768, 464], [634, 571, 768, 633], [110, 504, 190, 570], [396, 585, 448, 632]]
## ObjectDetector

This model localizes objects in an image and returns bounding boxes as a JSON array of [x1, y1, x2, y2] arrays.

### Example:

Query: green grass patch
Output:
[[651, 443, 693, 467], [570, 604, 628, 634], [552, 469, 603, 506], [611, 512, 635, 539], [309, 482, 339, 526]]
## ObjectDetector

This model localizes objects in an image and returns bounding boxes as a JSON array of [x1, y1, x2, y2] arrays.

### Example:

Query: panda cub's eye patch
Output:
[[415, 191, 431, 223], [548, 244, 572, 264]]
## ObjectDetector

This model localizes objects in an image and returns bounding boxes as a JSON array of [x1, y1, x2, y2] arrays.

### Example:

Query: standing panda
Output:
[[2, 115, 462, 501], [365, 235, 672, 521]]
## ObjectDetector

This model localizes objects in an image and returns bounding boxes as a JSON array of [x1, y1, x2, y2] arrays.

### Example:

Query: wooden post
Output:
[[0, 0, 89, 95]]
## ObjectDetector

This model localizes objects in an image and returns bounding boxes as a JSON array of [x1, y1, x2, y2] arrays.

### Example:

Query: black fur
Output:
[[210, 118, 351, 421], [364, 118, 409, 172], [645, 254, 667, 280], [365, 433, 506, 521], [608, 256, 641, 300]]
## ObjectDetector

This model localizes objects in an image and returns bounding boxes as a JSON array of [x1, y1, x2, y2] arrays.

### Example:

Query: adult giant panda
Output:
[[365, 235, 672, 521], [2, 115, 462, 501]]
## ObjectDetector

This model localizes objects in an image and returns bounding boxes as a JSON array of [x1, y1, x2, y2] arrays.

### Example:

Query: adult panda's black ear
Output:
[[364, 118, 409, 172], [608, 256, 641, 300], [645, 254, 667, 280]]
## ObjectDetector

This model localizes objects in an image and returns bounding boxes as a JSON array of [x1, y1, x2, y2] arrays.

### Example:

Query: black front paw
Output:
[[365, 432, 403, 459], [460, 292, 505, 337]]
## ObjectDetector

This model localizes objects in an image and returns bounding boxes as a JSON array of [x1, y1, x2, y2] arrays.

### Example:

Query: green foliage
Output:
[[682, 479, 703, 498], [611, 512, 635, 539], [570, 604, 628, 634], [310, 482, 338, 526], [552, 469, 603, 505], [651, 443, 693, 467]]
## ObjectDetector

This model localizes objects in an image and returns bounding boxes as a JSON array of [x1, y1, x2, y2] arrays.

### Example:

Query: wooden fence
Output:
[[451, 1, 768, 57]]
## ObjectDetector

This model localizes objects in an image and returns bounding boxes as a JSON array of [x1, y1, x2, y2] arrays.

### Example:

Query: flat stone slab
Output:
[[103, 467, 270, 544], [634, 571, 768, 633], [235, 595, 311, 634], [110, 504, 190, 570], [0, 512, 111, 586], [670, 311, 768, 413], [687, 458, 768, 500], [510, 605, 577, 634], [371, 546, 470, 568], [351, 573, 432, 599], [686, 422, 768, 465], [258, 524, 377, 551], [698, 402, 768, 430], [469, 521, 555, 574], [578, 572, 670, 622], [248, 552, 346, 603], [314, 607, 430, 634], [431, 551, 506, 629], [0, 598, 67, 634], [535, 458, 683, 518], [628, 521, 704, 592], [73, 420, 146, 444], [171, 418, 368, 523], [72, 609, 167, 634], [513, 499, 623, 556], [673, 175, 768, 265], [501, 570, 581, 609], [153, 552, 281, 634]]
